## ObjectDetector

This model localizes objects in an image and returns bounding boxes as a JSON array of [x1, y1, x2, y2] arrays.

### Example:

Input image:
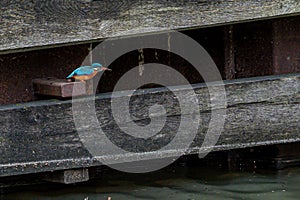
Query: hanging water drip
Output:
[[168, 32, 171, 66], [138, 48, 145, 76], [88, 43, 93, 65], [155, 49, 159, 60]]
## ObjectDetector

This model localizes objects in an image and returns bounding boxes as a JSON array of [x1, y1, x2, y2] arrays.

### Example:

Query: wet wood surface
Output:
[[0, 73, 299, 176], [1, 0, 300, 54]]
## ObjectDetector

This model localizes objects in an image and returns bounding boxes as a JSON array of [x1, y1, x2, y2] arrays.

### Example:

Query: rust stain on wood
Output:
[[0, 44, 90, 105]]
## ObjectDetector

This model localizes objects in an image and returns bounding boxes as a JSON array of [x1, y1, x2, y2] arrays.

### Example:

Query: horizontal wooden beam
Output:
[[1, 0, 300, 54], [44, 168, 89, 184], [32, 78, 88, 98], [0, 73, 299, 176]]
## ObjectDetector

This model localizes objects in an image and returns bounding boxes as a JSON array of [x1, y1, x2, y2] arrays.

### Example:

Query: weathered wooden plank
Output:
[[1, 0, 300, 54], [0, 73, 299, 176]]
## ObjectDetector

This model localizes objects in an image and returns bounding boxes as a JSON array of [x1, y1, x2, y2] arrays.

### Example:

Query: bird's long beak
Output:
[[101, 66, 112, 71]]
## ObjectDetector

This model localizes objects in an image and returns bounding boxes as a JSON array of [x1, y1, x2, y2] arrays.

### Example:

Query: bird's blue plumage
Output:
[[66, 63, 103, 78], [91, 63, 102, 67]]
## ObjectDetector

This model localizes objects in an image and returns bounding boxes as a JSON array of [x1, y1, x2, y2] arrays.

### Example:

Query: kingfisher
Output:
[[66, 63, 111, 81]]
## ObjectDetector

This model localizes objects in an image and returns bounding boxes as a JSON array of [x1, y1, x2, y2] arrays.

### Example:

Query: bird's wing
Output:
[[66, 66, 94, 78]]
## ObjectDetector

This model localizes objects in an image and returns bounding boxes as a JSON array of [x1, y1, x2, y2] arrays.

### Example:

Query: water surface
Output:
[[1, 164, 300, 200]]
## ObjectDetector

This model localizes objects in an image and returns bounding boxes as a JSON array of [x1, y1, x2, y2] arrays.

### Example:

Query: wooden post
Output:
[[273, 17, 300, 75]]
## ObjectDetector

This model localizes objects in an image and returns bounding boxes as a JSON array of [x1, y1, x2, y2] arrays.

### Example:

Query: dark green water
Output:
[[2, 164, 300, 200]]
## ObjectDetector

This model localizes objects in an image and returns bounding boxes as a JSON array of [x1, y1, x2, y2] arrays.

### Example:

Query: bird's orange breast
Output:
[[72, 71, 98, 81]]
